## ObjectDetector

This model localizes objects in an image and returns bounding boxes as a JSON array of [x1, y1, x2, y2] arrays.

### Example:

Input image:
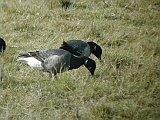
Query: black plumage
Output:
[[0, 38, 6, 53]]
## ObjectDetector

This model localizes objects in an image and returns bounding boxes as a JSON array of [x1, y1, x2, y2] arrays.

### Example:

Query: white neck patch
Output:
[[85, 59, 88, 65], [94, 46, 96, 50]]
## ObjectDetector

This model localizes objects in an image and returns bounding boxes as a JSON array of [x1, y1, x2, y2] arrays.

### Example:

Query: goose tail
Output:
[[16, 56, 44, 70]]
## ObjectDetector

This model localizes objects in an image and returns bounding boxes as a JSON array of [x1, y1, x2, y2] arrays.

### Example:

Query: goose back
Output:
[[60, 40, 91, 57]]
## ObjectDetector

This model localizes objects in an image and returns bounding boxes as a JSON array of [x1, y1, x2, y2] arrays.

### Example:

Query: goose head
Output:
[[87, 42, 102, 60], [84, 58, 96, 75]]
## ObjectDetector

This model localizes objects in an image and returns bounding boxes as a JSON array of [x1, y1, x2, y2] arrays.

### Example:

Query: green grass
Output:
[[0, 0, 160, 119]]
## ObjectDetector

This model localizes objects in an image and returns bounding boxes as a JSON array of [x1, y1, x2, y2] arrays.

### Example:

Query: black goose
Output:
[[17, 48, 95, 78], [59, 40, 102, 75], [59, 40, 102, 60], [0, 38, 6, 53]]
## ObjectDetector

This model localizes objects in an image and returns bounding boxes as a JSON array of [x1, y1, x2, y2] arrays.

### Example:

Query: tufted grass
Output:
[[0, 0, 160, 119]]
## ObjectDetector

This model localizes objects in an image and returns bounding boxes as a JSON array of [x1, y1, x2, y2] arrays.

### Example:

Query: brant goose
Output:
[[17, 48, 95, 78], [59, 40, 102, 60], [0, 38, 6, 53]]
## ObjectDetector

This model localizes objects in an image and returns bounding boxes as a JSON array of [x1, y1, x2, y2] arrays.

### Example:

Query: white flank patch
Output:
[[17, 57, 44, 70]]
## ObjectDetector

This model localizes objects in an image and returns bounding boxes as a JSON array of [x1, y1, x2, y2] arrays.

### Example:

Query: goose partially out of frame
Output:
[[0, 38, 6, 53]]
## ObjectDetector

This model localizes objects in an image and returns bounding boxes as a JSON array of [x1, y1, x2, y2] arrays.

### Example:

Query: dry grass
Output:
[[0, 0, 160, 119]]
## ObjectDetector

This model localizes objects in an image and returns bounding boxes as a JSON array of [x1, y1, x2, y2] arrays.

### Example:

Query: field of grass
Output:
[[0, 0, 160, 119]]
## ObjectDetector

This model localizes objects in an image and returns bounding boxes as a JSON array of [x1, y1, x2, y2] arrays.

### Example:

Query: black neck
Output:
[[69, 55, 87, 69], [87, 42, 96, 52]]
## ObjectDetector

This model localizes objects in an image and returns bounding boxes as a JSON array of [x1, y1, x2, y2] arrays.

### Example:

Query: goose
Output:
[[17, 48, 96, 78], [0, 38, 6, 53], [59, 40, 102, 60]]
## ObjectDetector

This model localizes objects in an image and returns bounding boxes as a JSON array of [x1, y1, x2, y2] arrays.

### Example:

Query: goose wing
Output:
[[43, 51, 71, 74]]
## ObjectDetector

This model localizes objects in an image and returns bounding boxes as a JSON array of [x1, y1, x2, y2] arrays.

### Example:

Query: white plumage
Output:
[[17, 57, 44, 70]]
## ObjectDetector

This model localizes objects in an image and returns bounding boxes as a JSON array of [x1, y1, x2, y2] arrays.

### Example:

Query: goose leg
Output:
[[48, 71, 52, 78], [54, 73, 57, 79], [48, 71, 58, 79]]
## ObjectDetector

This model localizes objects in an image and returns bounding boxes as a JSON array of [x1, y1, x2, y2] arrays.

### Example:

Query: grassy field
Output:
[[0, 0, 160, 119]]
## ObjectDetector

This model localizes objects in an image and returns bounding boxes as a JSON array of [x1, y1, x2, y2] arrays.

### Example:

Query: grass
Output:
[[0, 0, 160, 119]]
